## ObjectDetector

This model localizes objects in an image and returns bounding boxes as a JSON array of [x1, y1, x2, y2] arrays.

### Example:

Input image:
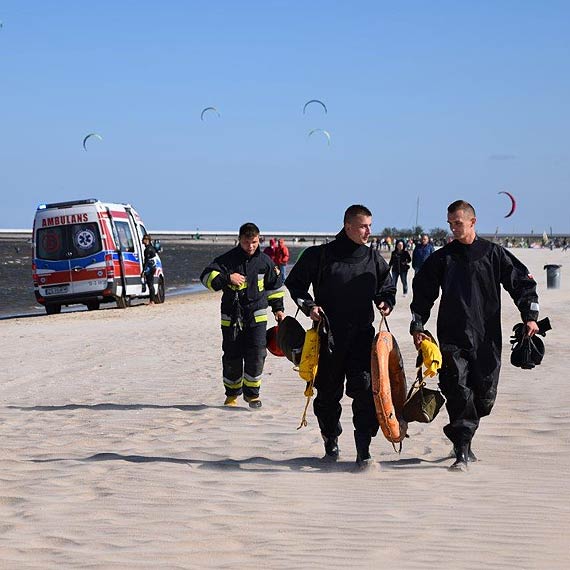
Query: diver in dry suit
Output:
[[201, 222, 285, 409], [285, 205, 396, 468], [410, 200, 539, 471], [142, 234, 158, 304]]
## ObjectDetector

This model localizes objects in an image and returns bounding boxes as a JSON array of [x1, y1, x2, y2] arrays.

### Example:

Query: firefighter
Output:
[[201, 222, 285, 408], [285, 205, 396, 468], [410, 200, 540, 471]]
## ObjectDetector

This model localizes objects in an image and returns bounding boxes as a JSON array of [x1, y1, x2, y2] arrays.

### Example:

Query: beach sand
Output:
[[1, 248, 568, 569]]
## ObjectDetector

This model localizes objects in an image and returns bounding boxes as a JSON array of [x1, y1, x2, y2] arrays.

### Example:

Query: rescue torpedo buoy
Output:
[[371, 331, 408, 445]]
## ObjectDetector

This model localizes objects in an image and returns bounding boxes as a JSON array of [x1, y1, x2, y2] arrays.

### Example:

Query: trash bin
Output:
[[544, 264, 562, 289]]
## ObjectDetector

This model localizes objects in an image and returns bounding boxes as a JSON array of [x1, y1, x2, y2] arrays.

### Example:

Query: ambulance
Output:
[[32, 199, 165, 314]]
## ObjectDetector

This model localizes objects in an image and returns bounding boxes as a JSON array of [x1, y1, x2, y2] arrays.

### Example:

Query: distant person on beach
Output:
[[412, 234, 435, 273], [274, 238, 290, 279], [388, 240, 412, 296], [201, 223, 285, 408], [142, 234, 158, 305], [263, 238, 277, 262], [285, 204, 396, 468], [409, 200, 539, 471]]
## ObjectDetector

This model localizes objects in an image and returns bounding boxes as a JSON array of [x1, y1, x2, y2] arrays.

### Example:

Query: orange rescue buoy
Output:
[[371, 330, 408, 446]]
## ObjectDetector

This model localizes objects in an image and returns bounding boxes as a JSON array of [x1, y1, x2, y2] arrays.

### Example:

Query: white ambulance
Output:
[[32, 198, 165, 314]]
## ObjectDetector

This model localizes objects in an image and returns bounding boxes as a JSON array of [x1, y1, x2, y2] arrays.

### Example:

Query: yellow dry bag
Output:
[[419, 337, 442, 378], [298, 323, 320, 382]]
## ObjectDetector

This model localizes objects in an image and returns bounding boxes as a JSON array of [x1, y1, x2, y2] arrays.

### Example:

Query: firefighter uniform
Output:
[[410, 237, 539, 447], [285, 230, 396, 452], [201, 246, 285, 400]]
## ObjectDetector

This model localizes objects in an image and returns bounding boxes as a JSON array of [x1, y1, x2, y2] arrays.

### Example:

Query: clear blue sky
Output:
[[1, 1, 569, 234]]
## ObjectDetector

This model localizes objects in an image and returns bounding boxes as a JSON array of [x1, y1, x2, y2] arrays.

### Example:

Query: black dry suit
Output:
[[285, 230, 396, 447], [201, 246, 285, 399], [410, 237, 539, 446]]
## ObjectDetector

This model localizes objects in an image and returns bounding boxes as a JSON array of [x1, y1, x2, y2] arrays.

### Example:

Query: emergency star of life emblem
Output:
[[75, 228, 95, 250]]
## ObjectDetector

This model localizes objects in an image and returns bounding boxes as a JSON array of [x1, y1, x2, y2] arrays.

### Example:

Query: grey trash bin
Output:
[[544, 264, 562, 289]]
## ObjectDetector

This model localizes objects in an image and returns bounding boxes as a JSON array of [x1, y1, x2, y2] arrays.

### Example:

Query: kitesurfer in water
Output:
[[285, 205, 396, 468], [409, 200, 540, 471]]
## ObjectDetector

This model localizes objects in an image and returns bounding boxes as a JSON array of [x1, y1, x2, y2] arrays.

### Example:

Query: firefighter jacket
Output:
[[410, 237, 539, 352], [201, 245, 285, 328], [285, 230, 396, 341]]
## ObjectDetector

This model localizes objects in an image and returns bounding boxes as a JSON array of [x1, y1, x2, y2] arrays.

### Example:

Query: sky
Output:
[[1, 1, 569, 235]]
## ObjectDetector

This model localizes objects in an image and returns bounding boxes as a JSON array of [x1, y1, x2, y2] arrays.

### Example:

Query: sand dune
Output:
[[0, 248, 568, 569]]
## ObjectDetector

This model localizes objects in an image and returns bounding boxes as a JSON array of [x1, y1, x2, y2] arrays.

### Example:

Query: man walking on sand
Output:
[[201, 223, 285, 408], [285, 205, 396, 468], [409, 200, 539, 471], [412, 233, 435, 273]]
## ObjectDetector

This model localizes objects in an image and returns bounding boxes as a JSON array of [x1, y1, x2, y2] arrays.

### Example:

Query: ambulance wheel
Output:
[[155, 278, 166, 304], [86, 301, 100, 311], [115, 294, 128, 309], [45, 304, 61, 315]]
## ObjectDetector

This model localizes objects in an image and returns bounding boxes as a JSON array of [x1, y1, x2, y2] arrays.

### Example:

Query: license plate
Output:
[[43, 285, 69, 296]]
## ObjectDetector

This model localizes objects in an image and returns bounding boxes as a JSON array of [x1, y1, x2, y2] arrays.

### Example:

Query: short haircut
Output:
[[448, 200, 476, 217], [143, 234, 152, 241], [344, 204, 372, 224], [239, 222, 260, 238]]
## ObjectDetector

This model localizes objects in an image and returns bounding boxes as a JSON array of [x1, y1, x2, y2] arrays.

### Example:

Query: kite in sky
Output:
[[82, 133, 103, 151], [498, 191, 516, 218], [303, 99, 328, 115]]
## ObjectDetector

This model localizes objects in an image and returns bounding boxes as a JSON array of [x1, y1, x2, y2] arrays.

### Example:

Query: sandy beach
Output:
[[0, 247, 568, 569]]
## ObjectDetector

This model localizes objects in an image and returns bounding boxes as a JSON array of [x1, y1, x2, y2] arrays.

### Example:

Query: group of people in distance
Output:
[[200, 201, 540, 472], [388, 233, 435, 297], [262, 237, 290, 279]]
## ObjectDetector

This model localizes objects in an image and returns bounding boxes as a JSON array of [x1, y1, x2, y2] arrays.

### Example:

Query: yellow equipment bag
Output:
[[298, 323, 320, 382], [296, 321, 322, 429], [419, 337, 442, 378]]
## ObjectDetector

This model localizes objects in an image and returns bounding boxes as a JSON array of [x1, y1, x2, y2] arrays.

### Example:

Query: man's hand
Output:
[[309, 306, 322, 322], [376, 301, 392, 317], [412, 331, 428, 350], [274, 310, 285, 323], [229, 273, 245, 287], [525, 320, 539, 337]]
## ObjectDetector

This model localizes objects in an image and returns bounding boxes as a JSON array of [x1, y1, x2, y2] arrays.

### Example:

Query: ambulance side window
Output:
[[116, 221, 135, 252]]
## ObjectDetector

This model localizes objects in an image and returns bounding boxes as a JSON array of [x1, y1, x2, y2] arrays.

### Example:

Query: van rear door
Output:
[[67, 221, 106, 295], [35, 225, 73, 298]]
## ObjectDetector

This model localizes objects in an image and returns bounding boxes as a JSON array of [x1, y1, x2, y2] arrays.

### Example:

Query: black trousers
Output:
[[438, 344, 501, 446], [221, 324, 267, 398], [391, 268, 409, 295], [313, 325, 379, 440], [144, 269, 156, 302]]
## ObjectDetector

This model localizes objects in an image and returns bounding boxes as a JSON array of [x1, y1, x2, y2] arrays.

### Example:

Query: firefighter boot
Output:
[[355, 431, 374, 469], [322, 435, 339, 461], [449, 443, 469, 472], [224, 395, 238, 407], [244, 396, 262, 409]]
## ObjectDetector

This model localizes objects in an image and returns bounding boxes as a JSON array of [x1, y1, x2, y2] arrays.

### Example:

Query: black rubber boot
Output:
[[322, 435, 339, 461], [451, 442, 478, 462], [449, 443, 469, 472], [354, 431, 373, 469]]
